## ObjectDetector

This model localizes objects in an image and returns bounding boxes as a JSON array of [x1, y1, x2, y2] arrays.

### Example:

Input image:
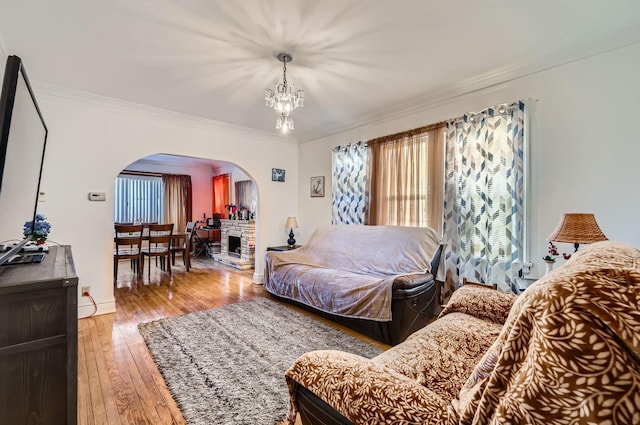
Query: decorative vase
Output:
[[544, 260, 555, 275]]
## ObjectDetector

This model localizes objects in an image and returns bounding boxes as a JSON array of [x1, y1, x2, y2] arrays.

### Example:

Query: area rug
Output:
[[138, 297, 383, 425]]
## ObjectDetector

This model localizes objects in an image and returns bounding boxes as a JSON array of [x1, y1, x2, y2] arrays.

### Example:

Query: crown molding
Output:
[[32, 82, 298, 146], [389, 32, 640, 118], [302, 30, 640, 144], [130, 157, 218, 170]]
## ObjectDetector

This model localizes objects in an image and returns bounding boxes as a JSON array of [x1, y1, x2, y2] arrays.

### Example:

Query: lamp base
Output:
[[287, 229, 296, 247]]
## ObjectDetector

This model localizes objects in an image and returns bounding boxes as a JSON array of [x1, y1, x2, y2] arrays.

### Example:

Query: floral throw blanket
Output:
[[455, 240, 640, 424], [284, 241, 640, 424]]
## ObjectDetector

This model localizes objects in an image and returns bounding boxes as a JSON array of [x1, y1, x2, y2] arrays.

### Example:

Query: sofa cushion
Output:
[[372, 312, 503, 401], [438, 284, 517, 325], [285, 350, 457, 425], [266, 263, 400, 320]]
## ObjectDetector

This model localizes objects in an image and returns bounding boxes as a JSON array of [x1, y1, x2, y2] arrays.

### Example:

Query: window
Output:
[[443, 101, 526, 294], [331, 142, 368, 225], [331, 102, 526, 297], [114, 175, 163, 223], [367, 123, 445, 230]]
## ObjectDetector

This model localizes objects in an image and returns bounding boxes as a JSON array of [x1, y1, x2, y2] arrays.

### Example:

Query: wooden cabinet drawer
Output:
[[0, 287, 67, 347], [0, 338, 67, 425]]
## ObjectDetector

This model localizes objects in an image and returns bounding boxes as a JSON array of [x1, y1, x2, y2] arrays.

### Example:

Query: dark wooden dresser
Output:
[[0, 245, 78, 425]]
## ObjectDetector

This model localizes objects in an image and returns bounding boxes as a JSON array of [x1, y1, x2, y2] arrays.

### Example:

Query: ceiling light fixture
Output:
[[264, 53, 304, 134]]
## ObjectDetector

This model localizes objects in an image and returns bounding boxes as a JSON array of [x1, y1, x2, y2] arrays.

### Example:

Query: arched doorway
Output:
[[113, 153, 259, 287]]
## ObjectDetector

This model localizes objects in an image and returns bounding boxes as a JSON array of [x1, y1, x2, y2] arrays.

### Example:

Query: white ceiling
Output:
[[1, 0, 640, 145]]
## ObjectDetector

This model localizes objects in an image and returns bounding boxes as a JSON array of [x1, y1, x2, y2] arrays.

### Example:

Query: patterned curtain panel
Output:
[[443, 101, 525, 296], [331, 142, 368, 225]]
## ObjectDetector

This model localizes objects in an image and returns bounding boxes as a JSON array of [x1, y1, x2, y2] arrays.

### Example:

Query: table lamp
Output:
[[285, 217, 298, 247], [547, 213, 608, 252]]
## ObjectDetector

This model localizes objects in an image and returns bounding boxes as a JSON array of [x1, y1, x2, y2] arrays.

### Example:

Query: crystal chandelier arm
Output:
[[264, 52, 303, 134]]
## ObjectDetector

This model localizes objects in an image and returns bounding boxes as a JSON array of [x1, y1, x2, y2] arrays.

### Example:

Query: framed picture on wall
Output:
[[272, 168, 285, 182], [310, 176, 325, 197]]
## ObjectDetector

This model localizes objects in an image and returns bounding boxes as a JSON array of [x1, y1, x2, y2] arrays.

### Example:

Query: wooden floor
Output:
[[78, 254, 387, 425]]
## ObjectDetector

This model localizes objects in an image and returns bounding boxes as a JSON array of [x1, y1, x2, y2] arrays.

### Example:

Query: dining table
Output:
[[114, 231, 191, 273]]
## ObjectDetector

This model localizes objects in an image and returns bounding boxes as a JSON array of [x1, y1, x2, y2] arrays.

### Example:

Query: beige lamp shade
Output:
[[547, 213, 607, 244], [284, 217, 299, 229]]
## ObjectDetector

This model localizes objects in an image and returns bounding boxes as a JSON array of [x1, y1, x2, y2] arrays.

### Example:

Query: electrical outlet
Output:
[[81, 286, 90, 296]]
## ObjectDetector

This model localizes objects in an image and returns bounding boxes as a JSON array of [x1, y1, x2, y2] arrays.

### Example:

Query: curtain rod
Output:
[[120, 170, 190, 178], [333, 140, 367, 152], [367, 121, 446, 145]]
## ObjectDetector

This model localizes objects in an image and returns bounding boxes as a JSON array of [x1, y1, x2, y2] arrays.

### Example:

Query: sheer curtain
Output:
[[163, 174, 192, 232], [235, 180, 256, 213], [367, 123, 445, 231], [443, 101, 525, 296], [331, 142, 368, 225]]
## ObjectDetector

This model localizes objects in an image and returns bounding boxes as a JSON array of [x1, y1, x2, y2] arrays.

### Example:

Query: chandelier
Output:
[[264, 53, 304, 134]]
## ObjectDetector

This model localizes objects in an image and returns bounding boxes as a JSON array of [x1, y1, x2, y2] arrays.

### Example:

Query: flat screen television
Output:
[[0, 55, 48, 266]]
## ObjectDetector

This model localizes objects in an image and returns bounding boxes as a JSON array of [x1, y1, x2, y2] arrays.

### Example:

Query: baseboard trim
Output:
[[78, 299, 116, 318], [252, 272, 264, 285]]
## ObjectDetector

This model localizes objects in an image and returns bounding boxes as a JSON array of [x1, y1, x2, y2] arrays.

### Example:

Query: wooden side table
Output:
[[267, 245, 301, 252]]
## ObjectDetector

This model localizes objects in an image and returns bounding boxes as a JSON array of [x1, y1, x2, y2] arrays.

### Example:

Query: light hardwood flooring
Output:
[[78, 254, 387, 425]]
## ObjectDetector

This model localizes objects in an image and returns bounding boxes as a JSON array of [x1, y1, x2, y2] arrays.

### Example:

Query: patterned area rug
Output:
[[138, 297, 383, 425]]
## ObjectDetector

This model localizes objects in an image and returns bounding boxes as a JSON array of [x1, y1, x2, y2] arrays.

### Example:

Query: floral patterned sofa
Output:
[[284, 240, 640, 424]]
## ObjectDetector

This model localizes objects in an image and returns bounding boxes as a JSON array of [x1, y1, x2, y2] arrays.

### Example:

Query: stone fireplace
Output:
[[214, 219, 255, 270]]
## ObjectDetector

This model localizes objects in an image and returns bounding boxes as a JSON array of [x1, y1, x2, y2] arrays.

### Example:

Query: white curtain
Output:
[[443, 101, 525, 296], [331, 142, 368, 225]]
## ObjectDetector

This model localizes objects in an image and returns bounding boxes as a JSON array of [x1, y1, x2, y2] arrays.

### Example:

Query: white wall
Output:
[[124, 159, 215, 224], [213, 163, 250, 211], [214, 162, 295, 244], [3, 37, 638, 314], [298, 42, 640, 280], [0, 63, 299, 316]]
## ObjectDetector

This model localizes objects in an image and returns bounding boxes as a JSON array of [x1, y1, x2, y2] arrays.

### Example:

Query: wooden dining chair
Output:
[[170, 222, 195, 272], [113, 224, 144, 282], [141, 223, 174, 278]]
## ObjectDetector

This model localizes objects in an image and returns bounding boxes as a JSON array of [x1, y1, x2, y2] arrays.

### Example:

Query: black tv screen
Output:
[[0, 55, 48, 265]]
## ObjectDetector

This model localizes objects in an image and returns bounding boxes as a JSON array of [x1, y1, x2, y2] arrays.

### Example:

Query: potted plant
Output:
[[543, 242, 572, 274], [23, 214, 51, 244]]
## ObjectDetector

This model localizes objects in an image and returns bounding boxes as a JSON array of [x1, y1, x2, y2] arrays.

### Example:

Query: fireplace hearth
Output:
[[214, 220, 255, 270]]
